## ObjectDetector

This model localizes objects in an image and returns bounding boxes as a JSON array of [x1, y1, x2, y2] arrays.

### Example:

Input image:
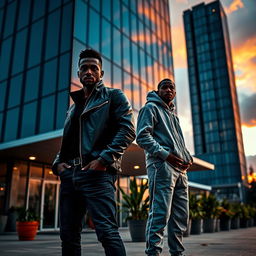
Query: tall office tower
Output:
[[183, 0, 247, 199], [0, 0, 174, 229]]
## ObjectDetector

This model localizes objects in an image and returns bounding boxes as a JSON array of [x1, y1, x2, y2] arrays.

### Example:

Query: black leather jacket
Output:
[[52, 81, 135, 175]]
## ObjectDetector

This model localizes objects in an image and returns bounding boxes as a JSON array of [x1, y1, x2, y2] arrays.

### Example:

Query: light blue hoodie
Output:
[[136, 91, 192, 168]]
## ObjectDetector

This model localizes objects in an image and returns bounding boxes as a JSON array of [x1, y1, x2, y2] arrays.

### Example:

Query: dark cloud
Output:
[[240, 93, 256, 126], [225, 0, 256, 47]]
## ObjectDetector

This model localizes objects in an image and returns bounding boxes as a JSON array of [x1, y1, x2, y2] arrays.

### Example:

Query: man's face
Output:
[[158, 80, 176, 103], [77, 58, 103, 86]]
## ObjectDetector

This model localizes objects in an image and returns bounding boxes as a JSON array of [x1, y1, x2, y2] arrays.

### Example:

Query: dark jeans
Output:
[[59, 166, 126, 256]]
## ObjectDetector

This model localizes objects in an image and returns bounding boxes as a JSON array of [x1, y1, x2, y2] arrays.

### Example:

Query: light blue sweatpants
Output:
[[145, 161, 189, 256]]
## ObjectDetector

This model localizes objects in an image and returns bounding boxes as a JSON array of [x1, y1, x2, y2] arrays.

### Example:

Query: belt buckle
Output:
[[74, 158, 81, 166]]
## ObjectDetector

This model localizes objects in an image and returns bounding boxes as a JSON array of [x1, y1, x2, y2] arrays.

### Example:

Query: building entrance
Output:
[[40, 181, 60, 230]]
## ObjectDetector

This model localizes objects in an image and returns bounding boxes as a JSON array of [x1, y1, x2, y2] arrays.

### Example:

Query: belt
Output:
[[67, 157, 81, 166]]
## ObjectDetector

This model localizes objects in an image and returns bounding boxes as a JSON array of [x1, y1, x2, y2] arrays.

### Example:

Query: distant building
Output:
[[183, 0, 247, 200]]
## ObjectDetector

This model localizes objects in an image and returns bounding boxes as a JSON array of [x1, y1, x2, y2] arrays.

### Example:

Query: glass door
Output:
[[41, 181, 60, 230]]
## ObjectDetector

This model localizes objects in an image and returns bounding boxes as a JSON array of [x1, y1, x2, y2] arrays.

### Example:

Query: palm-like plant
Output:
[[119, 177, 149, 220]]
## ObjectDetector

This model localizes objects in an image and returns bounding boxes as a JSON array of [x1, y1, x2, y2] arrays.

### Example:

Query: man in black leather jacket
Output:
[[52, 49, 135, 256]]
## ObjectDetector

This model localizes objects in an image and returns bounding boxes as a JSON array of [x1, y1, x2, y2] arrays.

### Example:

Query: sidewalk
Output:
[[0, 227, 255, 256]]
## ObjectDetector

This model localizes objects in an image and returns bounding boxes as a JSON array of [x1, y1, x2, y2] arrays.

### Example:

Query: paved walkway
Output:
[[0, 227, 256, 255]]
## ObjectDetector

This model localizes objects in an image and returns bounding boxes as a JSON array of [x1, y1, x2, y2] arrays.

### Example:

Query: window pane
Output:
[[61, 3, 73, 52], [3, 1, 16, 38], [45, 10, 61, 60], [56, 91, 69, 129], [9, 162, 28, 208], [88, 8, 100, 51], [24, 67, 40, 102], [0, 81, 7, 111], [28, 20, 44, 68], [74, 0, 87, 43], [42, 59, 57, 96], [4, 108, 19, 141], [58, 53, 71, 90], [113, 0, 120, 28], [123, 36, 131, 73], [39, 96, 55, 133], [32, 0, 45, 21], [122, 5, 130, 36], [113, 65, 122, 90], [102, 19, 111, 59], [133, 78, 141, 110], [102, 57, 111, 87], [124, 72, 132, 105], [49, 0, 61, 11], [12, 29, 28, 75], [8, 75, 23, 108], [21, 102, 37, 138], [102, 0, 111, 21], [17, 0, 31, 30], [113, 28, 121, 65], [0, 38, 13, 81]]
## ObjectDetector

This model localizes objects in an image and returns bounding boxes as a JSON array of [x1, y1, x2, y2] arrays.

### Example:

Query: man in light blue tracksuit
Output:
[[136, 79, 193, 256]]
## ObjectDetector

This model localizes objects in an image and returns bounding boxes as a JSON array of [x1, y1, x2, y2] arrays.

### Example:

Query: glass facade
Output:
[[183, 1, 246, 190], [0, 0, 73, 143]]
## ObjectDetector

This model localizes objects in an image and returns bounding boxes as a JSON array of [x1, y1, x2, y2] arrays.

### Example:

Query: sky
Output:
[[169, 0, 256, 161]]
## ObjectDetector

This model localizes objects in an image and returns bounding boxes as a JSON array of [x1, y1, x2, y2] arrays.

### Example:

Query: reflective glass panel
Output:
[[8, 74, 22, 108], [39, 96, 55, 133], [74, 0, 87, 43], [42, 59, 58, 96], [88, 8, 100, 51], [24, 67, 40, 102], [4, 108, 19, 141], [21, 101, 37, 138]]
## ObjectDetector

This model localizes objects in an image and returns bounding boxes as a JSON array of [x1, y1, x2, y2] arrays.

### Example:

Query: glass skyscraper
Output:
[[0, 0, 174, 229], [183, 0, 246, 199]]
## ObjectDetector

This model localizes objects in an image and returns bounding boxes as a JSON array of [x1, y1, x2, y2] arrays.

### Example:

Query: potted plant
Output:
[[119, 177, 149, 242], [230, 202, 242, 229], [219, 199, 234, 231], [239, 203, 250, 228], [200, 193, 220, 233], [189, 194, 204, 235], [16, 208, 39, 241]]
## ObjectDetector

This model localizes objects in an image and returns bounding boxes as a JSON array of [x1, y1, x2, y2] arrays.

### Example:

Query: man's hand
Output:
[[166, 153, 192, 171], [57, 162, 71, 174], [82, 159, 107, 171]]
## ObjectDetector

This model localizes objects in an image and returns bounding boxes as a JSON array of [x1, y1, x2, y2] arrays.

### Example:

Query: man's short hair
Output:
[[157, 78, 175, 90], [79, 49, 102, 66]]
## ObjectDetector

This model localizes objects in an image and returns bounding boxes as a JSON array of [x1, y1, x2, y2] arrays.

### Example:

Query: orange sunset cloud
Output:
[[232, 36, 256, 93], [224, 0, 244, 14]]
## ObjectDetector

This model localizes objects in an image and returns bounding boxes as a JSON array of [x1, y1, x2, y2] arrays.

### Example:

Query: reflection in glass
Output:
[[102, 0, 111, 21], [28, 179, 41, 220], [113, 65, 122, 90], [43, 183, 57, 229], [56, 91, 69, 129], [3, 1, 16, 38], [133, 78, 141, 111], [113, 0, 120, 28], [102, 58, 111, 87], [17, 0, 31, 30], [122, 5, 130, 36], [58, 53, 71, 90], [9, 162, 28, 208], [30, 163, 43, 178], [113, 28, 121, 66], [123, 36, 131, 73], [123, 72, 132, 105], [101, 19, 111, 60]]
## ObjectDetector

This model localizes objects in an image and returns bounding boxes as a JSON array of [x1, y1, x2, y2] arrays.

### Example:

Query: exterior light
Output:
[[29, 156, 36, 160], [13, 167, 18, 170], [134, 165, 140, 169], [48, 170, 53, 175], [212, 8, 216, 12]]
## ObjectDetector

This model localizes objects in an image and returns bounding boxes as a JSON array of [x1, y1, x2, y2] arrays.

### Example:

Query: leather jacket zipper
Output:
[[79, 100, 109, 167]]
